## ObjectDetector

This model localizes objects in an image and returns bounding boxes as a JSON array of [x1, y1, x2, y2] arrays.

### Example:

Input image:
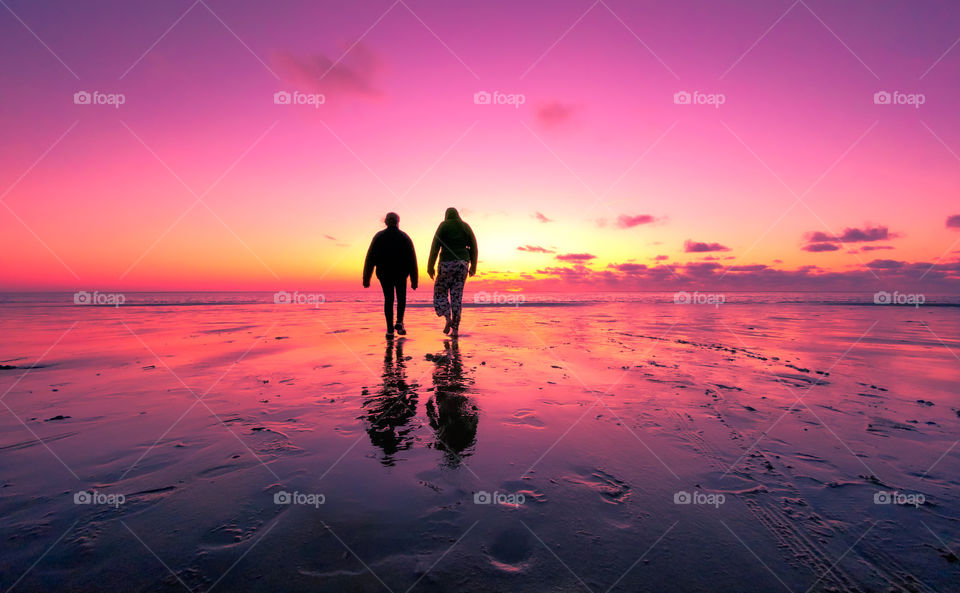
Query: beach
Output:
[[1, 293, 958, 592]]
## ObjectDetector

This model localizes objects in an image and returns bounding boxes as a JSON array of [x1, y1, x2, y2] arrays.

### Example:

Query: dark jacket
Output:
[[428, 208, 477, 270], [363, 227, 418, 286]]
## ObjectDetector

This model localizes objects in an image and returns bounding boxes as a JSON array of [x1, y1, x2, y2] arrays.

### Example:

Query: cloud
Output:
[[654, 255, 669, 261], [534, 212, 553, 223], [616, 214, 657, 228], [556, 253, 597, 262], [684, 240, 730, 253], [866, 259, 904, 269], [802, 243, 841, 252], [860, 245, 894, 252], [324, 234, 337, 241], [273, 43, 381, 99], [805, 225, 898, 244], [948, 215, 960, 229], [517, 245, 555, 254], [537, 101, 576, 128], [609, 263, 647, 274]]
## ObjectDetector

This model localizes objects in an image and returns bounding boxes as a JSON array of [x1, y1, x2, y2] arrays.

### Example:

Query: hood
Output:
[[444, 207, 460, 221]]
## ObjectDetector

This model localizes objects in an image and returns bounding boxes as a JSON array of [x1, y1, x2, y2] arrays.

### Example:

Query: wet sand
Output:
[[1, 298, 958, 592]]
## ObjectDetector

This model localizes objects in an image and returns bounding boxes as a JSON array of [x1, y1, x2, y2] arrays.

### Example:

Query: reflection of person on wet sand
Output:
[[426, 340, 477, 467], [359, 339, 419, 466]]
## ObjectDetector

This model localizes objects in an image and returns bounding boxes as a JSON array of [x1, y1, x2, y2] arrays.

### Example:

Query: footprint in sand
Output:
[[501, 409, 545, 429], [564, 468, 631, 505], [485, 527, 533, 573]]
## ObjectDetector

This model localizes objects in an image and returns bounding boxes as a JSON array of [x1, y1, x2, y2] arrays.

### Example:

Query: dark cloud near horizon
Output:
[[948, 215, 960, 228], [684, 240, 730, 253], [556, 253, 596, 262], [805, 225, 897, 244], [803, 243, 841, 252]]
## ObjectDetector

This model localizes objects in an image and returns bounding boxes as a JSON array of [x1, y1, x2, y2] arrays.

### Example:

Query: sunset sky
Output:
[[1, 0, 959, 291]]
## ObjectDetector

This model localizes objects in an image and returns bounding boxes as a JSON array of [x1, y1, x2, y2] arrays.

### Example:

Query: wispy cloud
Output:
[[616, 214, 657, 228], [273, 42, 381, 99], [556, 252, 596, 262], [517, 245, 555, 254], [534, 212, 553, 223], [948, 215, 960, 229], [536, 101, 577, 128]]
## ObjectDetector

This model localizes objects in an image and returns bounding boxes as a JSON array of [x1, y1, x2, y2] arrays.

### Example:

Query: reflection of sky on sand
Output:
[[0, 300, 958, 592]]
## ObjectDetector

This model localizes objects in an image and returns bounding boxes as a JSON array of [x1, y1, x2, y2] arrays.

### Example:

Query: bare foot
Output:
[[443, 317, 452, 334]]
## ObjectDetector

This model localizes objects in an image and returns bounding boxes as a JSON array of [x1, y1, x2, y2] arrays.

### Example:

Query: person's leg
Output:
[[394, 277, 407, 333], [379, 278, 395, 334], [434, 264, 453, 333], [449, 262, 469, 335]]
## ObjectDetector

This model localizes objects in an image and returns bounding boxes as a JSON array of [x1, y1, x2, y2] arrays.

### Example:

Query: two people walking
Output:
[[363, 208, 477, 339]]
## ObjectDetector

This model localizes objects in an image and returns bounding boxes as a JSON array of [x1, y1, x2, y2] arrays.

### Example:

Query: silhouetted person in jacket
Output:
[[427, 207, 477, 337], [363, 212, 418, 338]]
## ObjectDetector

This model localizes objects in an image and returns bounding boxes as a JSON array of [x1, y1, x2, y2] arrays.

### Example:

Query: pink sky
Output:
[[1, 0, 959, 291]]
